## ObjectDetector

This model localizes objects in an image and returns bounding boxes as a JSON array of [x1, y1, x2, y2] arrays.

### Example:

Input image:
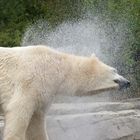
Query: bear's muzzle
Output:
[[114, 78, 130, 90]]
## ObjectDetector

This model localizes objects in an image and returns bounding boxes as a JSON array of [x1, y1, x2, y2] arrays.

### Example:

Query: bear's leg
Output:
[[3, 95, 35, 140], [26, 111, 49, 140]]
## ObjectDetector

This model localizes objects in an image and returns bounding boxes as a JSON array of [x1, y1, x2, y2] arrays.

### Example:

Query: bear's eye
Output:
[[111, 68, 117, 73]]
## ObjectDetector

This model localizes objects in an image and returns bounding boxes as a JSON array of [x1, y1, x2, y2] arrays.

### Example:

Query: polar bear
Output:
[[0, 45, 130, 140]]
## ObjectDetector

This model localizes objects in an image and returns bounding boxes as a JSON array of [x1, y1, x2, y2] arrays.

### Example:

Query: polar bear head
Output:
[[74, 54, 130, 95]]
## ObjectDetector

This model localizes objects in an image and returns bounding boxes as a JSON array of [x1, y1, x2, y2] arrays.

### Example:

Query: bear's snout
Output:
[[114, 78, 130, 89]]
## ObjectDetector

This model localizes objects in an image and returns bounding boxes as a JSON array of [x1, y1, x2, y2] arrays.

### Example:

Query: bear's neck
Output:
[[56, 54, 89, 96]]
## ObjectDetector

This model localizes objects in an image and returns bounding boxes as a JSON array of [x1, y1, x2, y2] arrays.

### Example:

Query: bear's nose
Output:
[[114, 78, 130, 89]]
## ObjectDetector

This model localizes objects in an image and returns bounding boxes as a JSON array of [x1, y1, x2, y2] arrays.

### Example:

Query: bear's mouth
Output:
[[85, 85, 118, 96]]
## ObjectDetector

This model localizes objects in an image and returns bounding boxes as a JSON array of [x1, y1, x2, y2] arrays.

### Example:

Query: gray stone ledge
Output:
[[0, 99, 140, 140]]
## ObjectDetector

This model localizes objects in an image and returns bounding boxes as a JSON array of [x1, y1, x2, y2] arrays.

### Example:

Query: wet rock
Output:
[[46, 102, 140, 140], [0, 98, 140, 140]]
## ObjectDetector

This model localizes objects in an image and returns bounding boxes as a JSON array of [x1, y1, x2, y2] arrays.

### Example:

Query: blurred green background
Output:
[[0, 0, 139, 96]]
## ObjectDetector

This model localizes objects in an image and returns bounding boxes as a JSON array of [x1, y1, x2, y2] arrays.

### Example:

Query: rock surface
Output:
[[0, 98, 140, 140]]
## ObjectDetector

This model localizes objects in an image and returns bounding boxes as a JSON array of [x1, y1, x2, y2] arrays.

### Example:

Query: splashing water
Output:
[[22, 17, 128, 63], [21, 17, 130, 102]]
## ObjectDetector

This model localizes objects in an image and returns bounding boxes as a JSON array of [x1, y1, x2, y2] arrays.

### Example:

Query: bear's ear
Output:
[[91, 53, 96, 57]]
